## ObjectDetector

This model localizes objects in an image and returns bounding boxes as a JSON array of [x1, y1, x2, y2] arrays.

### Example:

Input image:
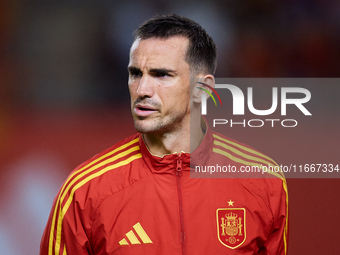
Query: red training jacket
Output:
[[40, 127, 288, 255]]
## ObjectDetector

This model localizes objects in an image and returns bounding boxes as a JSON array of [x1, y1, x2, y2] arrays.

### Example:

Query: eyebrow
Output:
[[127, 66, 141, 74], [128, 66, 177, 76], [150, 68, 177, 76]]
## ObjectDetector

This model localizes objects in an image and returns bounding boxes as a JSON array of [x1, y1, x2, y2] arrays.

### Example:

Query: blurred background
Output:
[[1, 0, 340, 254]]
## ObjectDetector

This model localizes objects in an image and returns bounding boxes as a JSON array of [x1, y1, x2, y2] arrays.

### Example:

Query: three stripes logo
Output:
[[197, 82, 223, 107], [119, 222, 153, 246]]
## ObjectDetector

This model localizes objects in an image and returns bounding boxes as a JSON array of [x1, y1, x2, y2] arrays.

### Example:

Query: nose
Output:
[[137, 75, 154, 98]]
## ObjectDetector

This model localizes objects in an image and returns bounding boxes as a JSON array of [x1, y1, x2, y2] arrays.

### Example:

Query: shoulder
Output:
[[210, 131, 284, 180], [59, 133, 147, 211], [211, 131, 276, 164], [76, 133, 141, 171]]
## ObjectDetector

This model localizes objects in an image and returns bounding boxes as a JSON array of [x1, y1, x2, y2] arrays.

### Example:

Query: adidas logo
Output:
[[119, 222, 153, 245]]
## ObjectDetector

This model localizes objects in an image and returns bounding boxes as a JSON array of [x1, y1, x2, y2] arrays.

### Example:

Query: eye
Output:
[[155, 71, 169, 77], [128, 67, 142, 78], [152, 69, 173, 79], [129, 70, 142, 77]]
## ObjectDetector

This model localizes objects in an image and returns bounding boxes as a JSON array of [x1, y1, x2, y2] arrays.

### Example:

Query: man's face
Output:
[[128, 36, 191, 134]]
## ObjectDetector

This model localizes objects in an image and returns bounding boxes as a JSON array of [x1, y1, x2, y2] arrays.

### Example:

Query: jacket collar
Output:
[[138, 120, 214, 174]]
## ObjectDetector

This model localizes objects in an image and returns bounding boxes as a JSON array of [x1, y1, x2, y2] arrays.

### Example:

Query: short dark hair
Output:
[[134, 14, 217, 75]]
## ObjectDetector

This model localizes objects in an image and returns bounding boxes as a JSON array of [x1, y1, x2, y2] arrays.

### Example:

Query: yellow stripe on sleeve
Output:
[[55, 153, 142, 255], [60, 146, 140, 204], [282, 178, 289, 255], [62, 244, 67, 255], [214, 140, 278, 168], [49, 138, 140, 255], [213, 134, 284, 178], [213, 134, 277, 165], [213, 148, 283, 179]]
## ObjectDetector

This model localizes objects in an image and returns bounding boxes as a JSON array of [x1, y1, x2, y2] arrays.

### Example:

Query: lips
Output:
[[134, 103, 158, 117]]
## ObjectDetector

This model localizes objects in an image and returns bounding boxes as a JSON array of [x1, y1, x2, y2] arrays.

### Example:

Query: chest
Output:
[[90, 176, 273, 255]]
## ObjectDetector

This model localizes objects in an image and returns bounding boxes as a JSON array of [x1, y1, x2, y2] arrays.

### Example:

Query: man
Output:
[[40, 14, 288, 255]]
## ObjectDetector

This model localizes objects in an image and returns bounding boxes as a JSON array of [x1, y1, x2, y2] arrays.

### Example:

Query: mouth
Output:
[[134, 103, 158, 117]]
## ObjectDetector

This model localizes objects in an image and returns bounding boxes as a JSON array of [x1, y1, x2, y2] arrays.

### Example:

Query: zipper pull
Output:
[[176, 155, 183, 172]]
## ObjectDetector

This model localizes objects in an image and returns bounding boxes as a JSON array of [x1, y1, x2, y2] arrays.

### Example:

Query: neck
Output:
[[142, 115, 205, 157]]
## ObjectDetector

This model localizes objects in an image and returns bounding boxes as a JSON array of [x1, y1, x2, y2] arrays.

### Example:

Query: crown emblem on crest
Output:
[[221, 212, 243, 239], [225, 212, 238, 221]]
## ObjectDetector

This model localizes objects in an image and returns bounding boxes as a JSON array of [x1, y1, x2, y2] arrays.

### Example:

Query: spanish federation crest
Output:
[[216, 208, 246, 249]]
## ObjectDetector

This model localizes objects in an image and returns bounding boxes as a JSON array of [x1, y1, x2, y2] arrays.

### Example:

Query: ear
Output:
[[192, 74, 215, 103]]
